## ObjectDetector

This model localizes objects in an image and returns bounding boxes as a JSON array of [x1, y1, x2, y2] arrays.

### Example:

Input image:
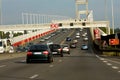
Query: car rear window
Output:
[[49, 44, 61, 49], [29, 45, 48, 51]]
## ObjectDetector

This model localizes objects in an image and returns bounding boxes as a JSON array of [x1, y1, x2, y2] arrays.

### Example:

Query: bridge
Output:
[[0, 0, 110, 46]]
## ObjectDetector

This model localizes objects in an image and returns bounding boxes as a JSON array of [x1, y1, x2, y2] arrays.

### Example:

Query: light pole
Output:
[[111, 0, 115, 34], [0, 0, 2, 25]]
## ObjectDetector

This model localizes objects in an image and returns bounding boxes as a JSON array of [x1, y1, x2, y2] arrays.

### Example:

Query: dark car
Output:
[[66, 37, 71, 41], [26, 44, 53, 63], [49, 44, 63, 57], [70, 43, 76, 48]]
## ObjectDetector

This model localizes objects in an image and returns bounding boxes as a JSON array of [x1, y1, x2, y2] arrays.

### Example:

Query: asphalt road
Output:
[[0, 29, 120, 80]]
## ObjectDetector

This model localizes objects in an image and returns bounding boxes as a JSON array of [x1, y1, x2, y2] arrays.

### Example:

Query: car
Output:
[[76, 32, 80, 36], [40, 38, 45, 42], [83, 37, 88, 41], [66, 37, 71, 41], [81, 44, 88, 50], [26, 44, 53, 63], [62, 44, 70, 54], [73, 39, 78, 44], [49, 44, 63, 57], [70, 43, 76, 48], [76, 35, 80, 39]]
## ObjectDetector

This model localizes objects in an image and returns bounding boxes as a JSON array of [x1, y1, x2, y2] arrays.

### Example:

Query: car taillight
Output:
[[43, 51, 49, 55], [27, 51, 32, 56], [58, 48, 62, 51]]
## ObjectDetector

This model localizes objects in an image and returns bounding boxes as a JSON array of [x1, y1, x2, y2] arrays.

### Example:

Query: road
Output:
[[0, 29, 120, 80]]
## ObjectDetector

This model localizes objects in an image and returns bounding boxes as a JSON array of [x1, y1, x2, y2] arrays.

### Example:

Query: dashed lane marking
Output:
[[106, 63, 112, 66], [103, 61, 108, 63], [29, 74, 39, 79], [0, 65, 6, 68], [49, 65, 54, 68], [112, 66, 119, 70], [59, 59, 62, 62]]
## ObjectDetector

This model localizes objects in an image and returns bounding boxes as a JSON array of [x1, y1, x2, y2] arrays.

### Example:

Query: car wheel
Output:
[[26, 59, 30, 63], [60, 53, 63, 57], [68, 52, 70, 54], [48, 57, 53, 63]]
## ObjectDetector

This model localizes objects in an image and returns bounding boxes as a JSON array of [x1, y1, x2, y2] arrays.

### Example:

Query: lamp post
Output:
[[0, 0, 2, 25], [111, 0, 115, 34]]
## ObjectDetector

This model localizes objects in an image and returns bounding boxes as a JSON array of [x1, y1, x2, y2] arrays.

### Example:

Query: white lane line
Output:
[[59, 59, 62, 62], [29, 74, 39, 79], [112, 66, 119, 69], [103, 61, 108, 63], [107, 63, 112, 66], [105, 59, 120, 65], [0, 65, 6, 68], [49, 65, 54, 68]]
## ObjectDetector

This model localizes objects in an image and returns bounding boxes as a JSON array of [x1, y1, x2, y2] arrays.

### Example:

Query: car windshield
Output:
[[0, 42, 2, 46], [49, 44, 61, 49]]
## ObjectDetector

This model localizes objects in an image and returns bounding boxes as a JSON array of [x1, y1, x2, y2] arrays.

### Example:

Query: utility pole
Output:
[[0, 0, 2, 25], [111, 0, 115, 34]]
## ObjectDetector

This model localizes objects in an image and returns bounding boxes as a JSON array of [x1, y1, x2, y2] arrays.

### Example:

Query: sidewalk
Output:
[[0, 52, 26, 60]]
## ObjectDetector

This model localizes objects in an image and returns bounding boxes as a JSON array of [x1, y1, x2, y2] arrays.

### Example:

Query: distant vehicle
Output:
[[26, 44, 53, 63], [49, 44, 63, 57], [83, 37, 88, 41], [76, 32, 80, 36], [81, 44, 88, 50], [70, 43, 76, 48], [0, 39, 14, 53], [62, 44, 70, 54], [40, 38, 45, 42], [16, 46, 28, 52], [73, 39, 78, 44], [66, 37, 71, 41], [76, 35, 80, 39]]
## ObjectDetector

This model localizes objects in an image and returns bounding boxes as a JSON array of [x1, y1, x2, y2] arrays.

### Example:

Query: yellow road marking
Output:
[[60, 30, 75, 44]]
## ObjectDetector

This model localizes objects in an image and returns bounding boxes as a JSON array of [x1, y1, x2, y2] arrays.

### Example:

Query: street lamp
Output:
[[0, 0, 2, 25], [111, 0, 115, 34]]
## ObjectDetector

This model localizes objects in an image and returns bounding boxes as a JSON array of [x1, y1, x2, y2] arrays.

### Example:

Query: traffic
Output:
[[0, 28, 120, 80]]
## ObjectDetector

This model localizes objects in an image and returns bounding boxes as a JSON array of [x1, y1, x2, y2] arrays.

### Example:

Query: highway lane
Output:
[[0, 28, 120, 80]]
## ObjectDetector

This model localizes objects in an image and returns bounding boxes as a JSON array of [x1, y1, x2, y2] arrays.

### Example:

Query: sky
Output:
[[1, 0, 120, 28]]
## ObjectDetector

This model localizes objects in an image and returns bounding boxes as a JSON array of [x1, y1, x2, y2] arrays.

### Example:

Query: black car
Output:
[[49, 44, 63, 57], [66, 37, 71, 41], [26, 44, 53, 63]]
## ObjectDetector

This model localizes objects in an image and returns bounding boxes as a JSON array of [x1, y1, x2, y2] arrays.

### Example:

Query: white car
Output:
[[76, 35, 80, 39], [83, 37, 88, 41], [81, 44, 88, 50], [62, 44, 70, 54], [76, 32, 80, 36]]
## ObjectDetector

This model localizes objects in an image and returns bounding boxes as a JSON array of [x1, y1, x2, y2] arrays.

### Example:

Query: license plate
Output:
[[34, 52, 42, 54], [52, 52, 57, 54]]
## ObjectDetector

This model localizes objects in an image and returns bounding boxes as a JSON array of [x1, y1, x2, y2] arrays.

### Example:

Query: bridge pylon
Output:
[[75, 0, 88, 20]]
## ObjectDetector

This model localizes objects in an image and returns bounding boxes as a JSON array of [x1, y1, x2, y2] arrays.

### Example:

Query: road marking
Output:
[[59, 59, 62, 62], [60, 30, 75, 44], [103, 61, 108, 63], [112, 66, 119, 69], [106, 63, 112, 66], [0, 65, 6, 68], [29, 74, 39, 79], [118, 71, 120, 73], [49, 65, 54, 68], [105, 59, 120, 65]]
